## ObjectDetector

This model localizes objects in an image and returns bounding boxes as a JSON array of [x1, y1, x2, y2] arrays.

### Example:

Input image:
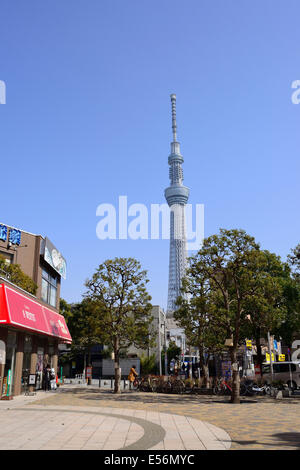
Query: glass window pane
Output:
[[0, 251, 13, 264], [24, 336, 32, 353], [41, 278, 48, 303], [42, 269, 49, 280], [49, 286, 57, 307]]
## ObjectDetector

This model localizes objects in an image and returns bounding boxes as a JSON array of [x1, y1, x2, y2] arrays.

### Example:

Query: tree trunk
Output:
[[230, 348, 240, 404], [83, 349, 86, 381], [87, 346, 92, 385], [113, 339, 121, 394], [203, 364, 210, 388], [199, 348, 210, 388]]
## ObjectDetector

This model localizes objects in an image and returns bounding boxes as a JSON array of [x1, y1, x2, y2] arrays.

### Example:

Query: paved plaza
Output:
[[0, 385, 300, 450]]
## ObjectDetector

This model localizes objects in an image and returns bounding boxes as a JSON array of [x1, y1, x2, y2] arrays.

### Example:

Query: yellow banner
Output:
[[265, 353, 275, 363]]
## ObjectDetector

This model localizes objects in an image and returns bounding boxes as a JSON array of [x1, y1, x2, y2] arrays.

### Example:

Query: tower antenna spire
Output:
[[170, 93, 177, 142]]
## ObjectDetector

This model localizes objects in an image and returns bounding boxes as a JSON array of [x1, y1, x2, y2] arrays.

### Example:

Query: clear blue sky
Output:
[[0, 0, 299, 308]]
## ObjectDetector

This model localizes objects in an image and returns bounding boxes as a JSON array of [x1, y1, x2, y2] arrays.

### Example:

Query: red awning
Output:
[[0, 283, 72, 343]]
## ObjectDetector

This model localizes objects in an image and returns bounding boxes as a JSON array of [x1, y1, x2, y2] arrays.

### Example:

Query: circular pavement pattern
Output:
[[0, 405, 231, 450]]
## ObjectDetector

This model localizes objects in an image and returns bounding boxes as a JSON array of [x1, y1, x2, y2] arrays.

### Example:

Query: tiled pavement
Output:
[[0, 385, 300, 450], [0, 405, 230, 450]]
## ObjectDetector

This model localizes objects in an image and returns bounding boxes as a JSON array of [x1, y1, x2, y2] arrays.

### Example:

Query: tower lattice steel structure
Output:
[[165, 94, 190, 316]]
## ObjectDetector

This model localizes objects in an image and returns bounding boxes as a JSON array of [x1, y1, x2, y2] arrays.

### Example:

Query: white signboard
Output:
[[0, 340, 5, 365]]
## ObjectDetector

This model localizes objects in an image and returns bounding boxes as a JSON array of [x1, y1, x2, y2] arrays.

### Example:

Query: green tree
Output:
[[59, 298, 73, 323], [175, 270, 226, 388], [59, 298, 100, 382], [167, 340, 181, 365], [241, 250, 289, 372], [288, 243, 300, 279], [84, 257, 153, 394], [161, 340, 181, 373], [0, 256, 37, 295], [188, 228, 283, 403], [274, 277, 300, 349], [269, 244, 300, 350], [140, 353, 157, 375]]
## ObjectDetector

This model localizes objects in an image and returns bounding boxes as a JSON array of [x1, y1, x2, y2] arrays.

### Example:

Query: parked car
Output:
[[262, 361, 300, 390]]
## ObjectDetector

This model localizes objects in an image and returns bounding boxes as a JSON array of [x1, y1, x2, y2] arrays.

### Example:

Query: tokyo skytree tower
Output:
[[165, 94, 190, 316]]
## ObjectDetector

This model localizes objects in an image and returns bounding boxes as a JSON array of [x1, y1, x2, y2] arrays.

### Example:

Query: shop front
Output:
[[0, 281, 72, 398]]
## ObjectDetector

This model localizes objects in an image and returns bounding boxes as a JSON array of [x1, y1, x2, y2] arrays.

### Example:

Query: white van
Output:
[[262, 361, 300, 390]]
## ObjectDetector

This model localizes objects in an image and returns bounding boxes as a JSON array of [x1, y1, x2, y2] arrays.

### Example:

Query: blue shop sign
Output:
[[9, 229, 21, 246], [0, 225, 7, 242], [0, 225, 21, 245]]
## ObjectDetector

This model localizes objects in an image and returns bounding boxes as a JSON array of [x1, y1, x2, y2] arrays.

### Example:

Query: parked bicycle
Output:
[[212, 378, 232, 395], [240, 379, 276, 396], [171, 377, 186, 394], [133, 375, 155, 392], [153, 376, 186, 394], [161, 377, 173, 394]]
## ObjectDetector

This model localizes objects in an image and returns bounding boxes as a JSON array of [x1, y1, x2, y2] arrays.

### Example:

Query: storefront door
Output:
[[21, 335, 32, 393], [35, 347, 44, 390], [2, 332, 16, 397]]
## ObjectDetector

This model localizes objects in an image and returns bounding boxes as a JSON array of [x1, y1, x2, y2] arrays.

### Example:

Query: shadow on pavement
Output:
[[230, 432, 300, 449], [270, 432, 300, 449], [57, 387, 258, 405]]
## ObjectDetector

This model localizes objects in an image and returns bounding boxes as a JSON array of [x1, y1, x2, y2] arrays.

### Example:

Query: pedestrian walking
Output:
[[128, 365, 138, 390], [43, 364, 51, 391]]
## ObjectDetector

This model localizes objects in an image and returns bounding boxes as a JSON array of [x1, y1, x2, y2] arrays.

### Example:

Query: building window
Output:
[[41, 269, 57, 308], [0, 250, 13, 265]]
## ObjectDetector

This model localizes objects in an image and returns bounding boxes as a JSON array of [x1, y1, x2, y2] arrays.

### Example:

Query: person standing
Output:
[[50, 368, 57, 391], [43, 364, 51, 392], [128, 365, 138, 390]]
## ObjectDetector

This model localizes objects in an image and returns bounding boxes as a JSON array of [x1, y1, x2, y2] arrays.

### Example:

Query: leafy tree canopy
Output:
[[0, 255, 37, 295], [84, 257, 153, 393]]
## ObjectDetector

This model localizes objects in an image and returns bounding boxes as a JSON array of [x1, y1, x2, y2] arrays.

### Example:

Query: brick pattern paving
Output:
[[1, 385, 300, 450]]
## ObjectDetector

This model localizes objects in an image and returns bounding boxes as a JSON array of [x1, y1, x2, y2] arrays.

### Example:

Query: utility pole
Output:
[[164, 320, 168, 375], [158, 313, 162, 376]]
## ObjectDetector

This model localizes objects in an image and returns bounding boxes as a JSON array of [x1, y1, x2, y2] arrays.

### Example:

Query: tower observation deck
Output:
[[165, 94, 189, 316]]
